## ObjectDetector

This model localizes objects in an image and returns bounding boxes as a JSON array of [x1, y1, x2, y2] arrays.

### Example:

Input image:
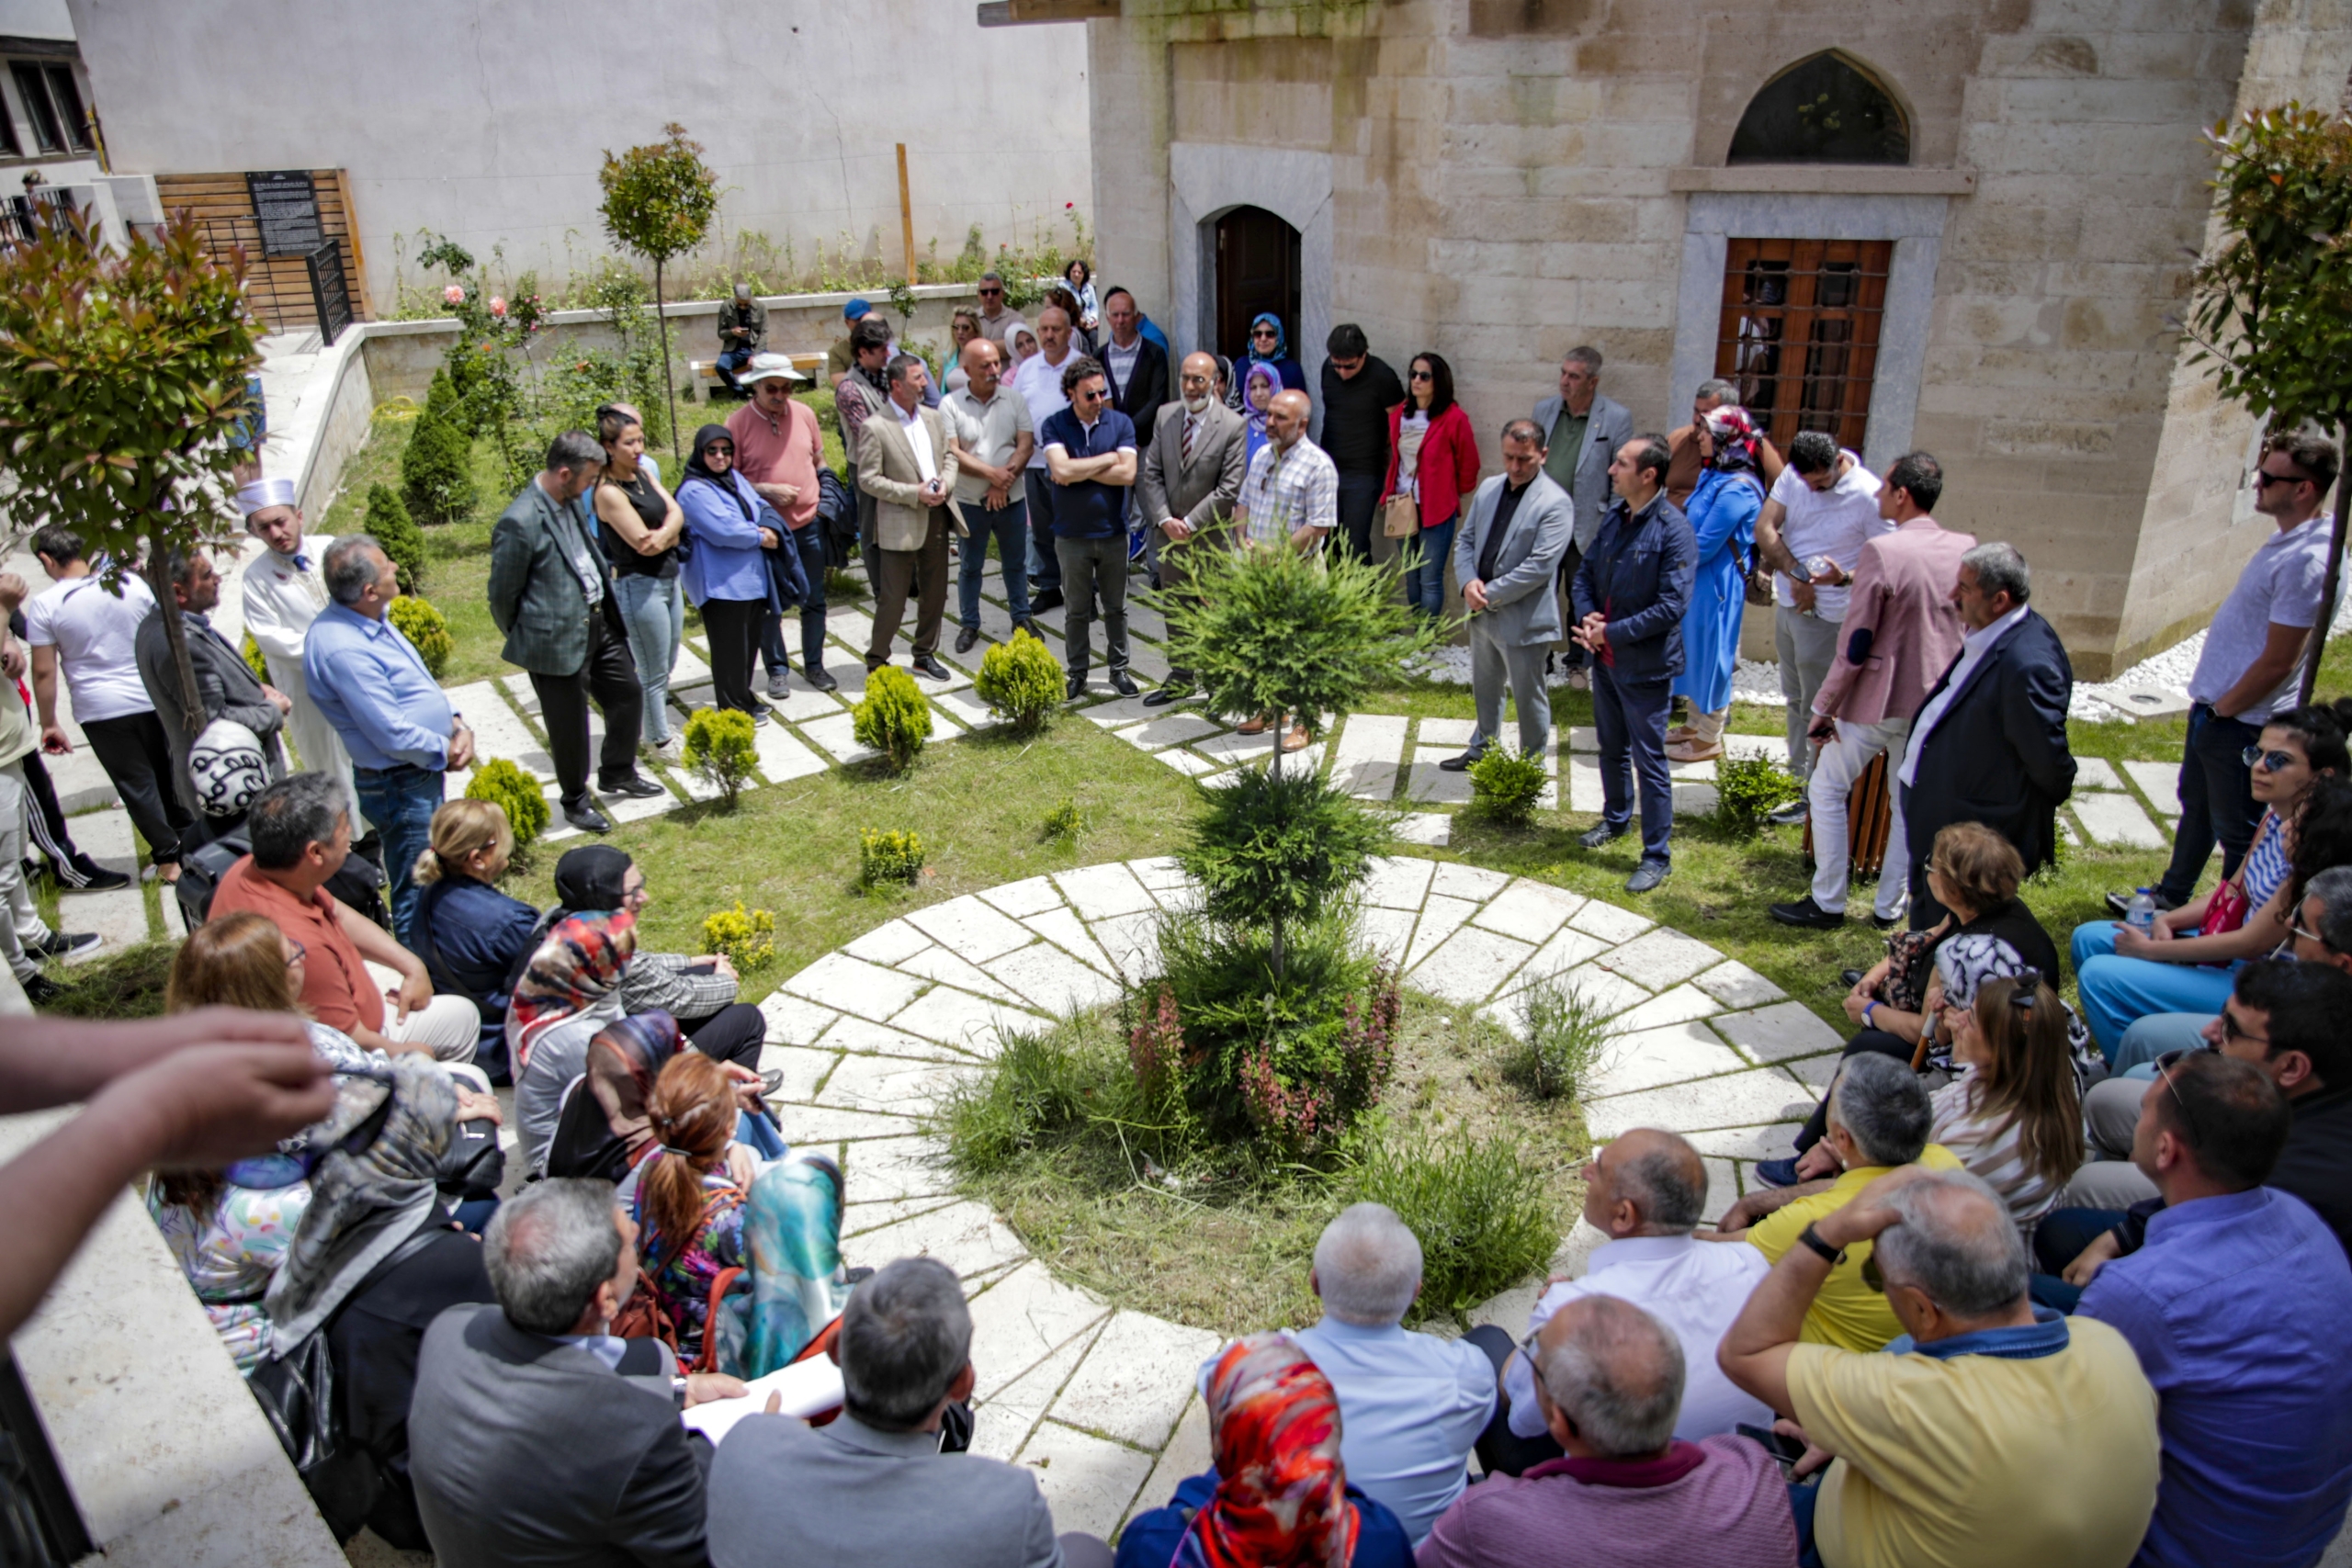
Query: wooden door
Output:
[[1715, 239, 1891, 453], [1215, 207, 1301, 364]]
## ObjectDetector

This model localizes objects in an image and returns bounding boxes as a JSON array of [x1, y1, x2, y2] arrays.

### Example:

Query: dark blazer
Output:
[[133, 605, 286, 816], [489, 479, 613, 677], [411, 1302, 711, 1568], [1902, 608, 2076, 876], [1571, 491, 1698, 685], [1103, 336, 1170, 451]]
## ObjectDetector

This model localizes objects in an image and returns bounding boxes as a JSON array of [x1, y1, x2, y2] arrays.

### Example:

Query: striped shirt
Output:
[[1238, 435, 1339, 547], [1929, 1069, 2062, 1233]]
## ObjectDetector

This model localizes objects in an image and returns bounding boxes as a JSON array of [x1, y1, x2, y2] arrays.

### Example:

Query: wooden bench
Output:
[[685, 351, 829, 398]]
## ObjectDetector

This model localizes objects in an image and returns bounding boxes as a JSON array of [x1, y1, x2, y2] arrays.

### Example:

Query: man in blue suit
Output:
[[1572, 435, 1696, 894]]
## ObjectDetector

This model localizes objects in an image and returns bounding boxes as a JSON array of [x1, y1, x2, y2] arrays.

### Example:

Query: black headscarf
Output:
[[684, 423, 751, 518], [552, 845, 634, 917]]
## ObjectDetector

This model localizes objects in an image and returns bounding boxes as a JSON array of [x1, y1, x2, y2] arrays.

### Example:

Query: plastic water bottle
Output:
[[2126, 888, 2156, 935]]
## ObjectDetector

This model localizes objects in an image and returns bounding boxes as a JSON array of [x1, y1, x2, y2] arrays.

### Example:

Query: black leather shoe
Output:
[[1769, 896, 1845, 931], [1578, 823, 1629, 851], [954, 626, 980, 655], [912, 654, 951, 681], [805, 665, 839, 693], [1031, 588, 1065, 614], [563, 801, 613, 834], [1437, 749, 1484, 773], [1767, 800, 1810, 827], [601, 774, 667, 800], [1624, 858, 1670, 895], [1109, 670, 1139, 698], [1871, 911, 1904, 931], [1839, 968, 1865, 988], [22, 972, 65, 1006], [1141, 683, 1190, 707], [1065, 672, 1088, 701], [2106, 888, 2180, 918]]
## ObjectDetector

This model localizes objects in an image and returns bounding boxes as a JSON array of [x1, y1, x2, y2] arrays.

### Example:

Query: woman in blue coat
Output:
[[1668, 406, 1766, 763], [675, 424, 792, 724]]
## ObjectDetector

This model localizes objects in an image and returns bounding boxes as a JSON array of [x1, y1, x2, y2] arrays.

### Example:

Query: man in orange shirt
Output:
[[726, 355, 838, 695], [208, 773, 479, 1061]]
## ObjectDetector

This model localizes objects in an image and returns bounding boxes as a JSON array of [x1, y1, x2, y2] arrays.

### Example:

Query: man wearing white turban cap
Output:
[[236, 476, 353, 809]]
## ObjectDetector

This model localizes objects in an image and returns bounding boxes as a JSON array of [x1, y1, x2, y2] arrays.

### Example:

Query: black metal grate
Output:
[[1716, 239, 1891, 453]]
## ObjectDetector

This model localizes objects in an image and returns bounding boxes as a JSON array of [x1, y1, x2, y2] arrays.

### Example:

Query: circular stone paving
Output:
[[752, 855, 1850, 1540]]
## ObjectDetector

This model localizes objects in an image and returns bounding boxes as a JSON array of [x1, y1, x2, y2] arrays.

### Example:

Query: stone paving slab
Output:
[[1363, 856, 1435, 909], [1391, 814, 1453, 846], [1470, 878, 1586, 944], [2074, 757, 2122, 791], [974, 1329, 1102, 1461], [1053, 863, 1156, 920], [1408, 924, 1539, 1006], [2121, 759, 2180, 816], [889, 986, 1045, 1055], [1599, 929, 1723, 991], [1014, 1421, 1158, 1541], [1048, 1311, 1224, 1451], [1589, 1022, 1754, 1097], [906, 897, 1039, 964], [2073, 791, 2165, 849], [1710, 999, 1846, 1063], [1584, 1068, 1823, 1138], [1404, 894, 1480, 970]]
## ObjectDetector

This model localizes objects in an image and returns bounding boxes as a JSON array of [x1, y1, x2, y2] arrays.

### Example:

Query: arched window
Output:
[[1727, 52, 1909, 165]]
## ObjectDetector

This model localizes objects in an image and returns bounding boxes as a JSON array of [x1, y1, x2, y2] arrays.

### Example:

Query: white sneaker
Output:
[[652, 736, 684, 764]]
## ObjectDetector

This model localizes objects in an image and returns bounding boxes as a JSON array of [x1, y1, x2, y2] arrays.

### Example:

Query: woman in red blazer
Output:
[[1383, 351, 1481, 620]]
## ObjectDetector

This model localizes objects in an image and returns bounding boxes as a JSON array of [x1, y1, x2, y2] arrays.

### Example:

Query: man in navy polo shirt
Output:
[[1039, 356, 1139, 702]]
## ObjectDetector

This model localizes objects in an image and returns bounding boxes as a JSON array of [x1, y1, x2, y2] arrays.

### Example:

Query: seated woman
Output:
[[1758, 821, 2075, 1186], [263, 1054, 495, 1548], [1926, 940, 2084, 1238], [510, 911, 636, 1174], [1117, 1333, 1413, 1568], [628, 1052, 848, 1378], [543, 1010, 783, 1184], [412, 799, 539, 1082], [2072, 701, 2351, 1056]]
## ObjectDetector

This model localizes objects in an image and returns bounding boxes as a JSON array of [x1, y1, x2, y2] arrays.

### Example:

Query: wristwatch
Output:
[[1796, 1223, 1845, 1267]]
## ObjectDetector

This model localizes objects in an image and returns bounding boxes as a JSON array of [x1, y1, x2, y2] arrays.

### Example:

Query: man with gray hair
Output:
[[1424, 1295, 1799, 1567], [489, 431, 663, 837], [1532, 347, 1634, 682], [707, 1256, 1113, 1568], [1719, 1166, 2160, 1568], [1897, 538, 2077, 927], [1238, 1201, 1496, 1544], [1467, 1129, 1769, 1480], [412, 1179, 741, 1568], [304, 533, 474, 944]]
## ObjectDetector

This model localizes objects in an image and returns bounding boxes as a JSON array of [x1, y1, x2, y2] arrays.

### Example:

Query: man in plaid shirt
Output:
[[1234, 389, 1338, 553]]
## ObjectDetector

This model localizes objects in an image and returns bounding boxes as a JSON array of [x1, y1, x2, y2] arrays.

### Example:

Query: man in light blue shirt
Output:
[[1201, 1202, 1495, 1544], [305, 534, 472, 945]]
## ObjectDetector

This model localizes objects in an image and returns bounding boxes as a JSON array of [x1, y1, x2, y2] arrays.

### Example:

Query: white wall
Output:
[[0, 0, 73, 39], [65, 0, 1092, 308]]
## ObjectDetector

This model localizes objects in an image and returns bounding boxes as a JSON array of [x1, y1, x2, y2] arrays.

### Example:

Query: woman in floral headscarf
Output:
[[510, 910, 636, 1174], [1116, 1333, 1413, 1568], [1667, 405, 1767, 764]]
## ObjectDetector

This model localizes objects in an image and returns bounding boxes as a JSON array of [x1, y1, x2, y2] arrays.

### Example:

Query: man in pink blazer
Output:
[[1769, 453, 1974, 931]]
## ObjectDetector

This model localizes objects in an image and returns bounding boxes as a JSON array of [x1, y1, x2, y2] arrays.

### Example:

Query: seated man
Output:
[[705, 1257, 1111, 1568], [1470, 1129, 1770, 1477], [411, 1179, 743, 1568], [714, 282, 766, 395], [209, 772, 480, 1062], [1265, 1202, 1495, 1544], [1714, 1055, 1960, 1351], [2075, 1051, 2352, 1568], [1421, 1296, 1798, 1568], [1719, 1167, 2161, 1568]]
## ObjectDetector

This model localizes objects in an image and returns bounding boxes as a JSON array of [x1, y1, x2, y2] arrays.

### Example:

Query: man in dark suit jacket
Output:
[[1098, 288, 1170, 453], [411, 1179, 745, 1568], [1136, 352, 1249, 706], [1898, 541, 2076, 927], [487, 430, 662, 834], [134, 547, 288, 823]]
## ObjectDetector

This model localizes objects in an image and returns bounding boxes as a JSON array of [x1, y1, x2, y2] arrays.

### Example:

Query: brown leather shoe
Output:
[[1236, 715, 1271, 736], [1666, 739, 1724, 764], [1282, 723, 1312, 753]]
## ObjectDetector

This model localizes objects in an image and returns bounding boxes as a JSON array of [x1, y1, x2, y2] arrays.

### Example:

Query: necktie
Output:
[[1182, 414, 1197, 467], [290, 554, 311, 571]]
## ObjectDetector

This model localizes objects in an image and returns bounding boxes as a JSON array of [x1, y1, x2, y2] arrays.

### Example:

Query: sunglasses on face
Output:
[[1074, 388, 1105, 403], [2256, 468, 2311, 489], [978, 286, 1002, 297], [1253, 328, 1278, 339], [2217, 1010, 2269, 1047], [2244, 746, 2300, 773], [1410, 369, 1433, 381], [705, 445, 734, 459]]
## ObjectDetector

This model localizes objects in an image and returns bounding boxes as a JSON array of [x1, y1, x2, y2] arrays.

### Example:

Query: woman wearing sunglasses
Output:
[[1227, 311, 1304, 409], [675, 424, 788, 723], [2072, 699, 2352, 1056]]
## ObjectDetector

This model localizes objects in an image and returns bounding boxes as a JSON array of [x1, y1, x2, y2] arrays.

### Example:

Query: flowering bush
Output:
[[701, 901, 775, 967]]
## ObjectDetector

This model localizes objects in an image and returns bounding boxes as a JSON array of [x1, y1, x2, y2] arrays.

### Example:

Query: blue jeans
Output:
[[716, 346, 754, 390], [961, 498, 1033, 628], [2109, 1010, 2213, 1074], [612, 573, 684, 743], [1404, 516, 1458, 620], [354, 763, 446, 949], [2070, 920, 2240, 1056], [2157, 704, 2262, 905], [1592, 668, 1675, 863], [761, 524, 831, 676]]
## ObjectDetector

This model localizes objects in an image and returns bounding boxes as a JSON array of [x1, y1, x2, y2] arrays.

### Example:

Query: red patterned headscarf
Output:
[[1174, 1334, 1358, 1568], [1702, 405, 1763, 477], [507, 911, 636, 1070]]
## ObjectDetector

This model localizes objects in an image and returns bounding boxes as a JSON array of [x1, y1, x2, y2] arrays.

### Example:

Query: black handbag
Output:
[[816, 466, 857, 566]]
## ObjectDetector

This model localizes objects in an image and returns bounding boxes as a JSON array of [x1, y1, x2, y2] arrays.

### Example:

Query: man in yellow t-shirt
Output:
[[1715, 1053, 1959, 1350], [1719, 1164, 2160, 1568]]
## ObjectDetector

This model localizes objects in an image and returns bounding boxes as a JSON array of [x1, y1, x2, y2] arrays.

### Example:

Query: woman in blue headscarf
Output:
[[1668, 405, 1767, 764], [1227, 312, 1305, 410]]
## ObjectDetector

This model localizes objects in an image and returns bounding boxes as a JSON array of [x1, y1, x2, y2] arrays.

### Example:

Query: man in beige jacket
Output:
[[857, 354, 964, 680]]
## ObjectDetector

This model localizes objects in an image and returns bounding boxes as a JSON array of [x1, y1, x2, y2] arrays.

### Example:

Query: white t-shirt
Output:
[[1770, 453, 1890, 621], [2189, 512, 2335, 722], [1014, 350, 1076, 470], [24, 570, 158, 722]]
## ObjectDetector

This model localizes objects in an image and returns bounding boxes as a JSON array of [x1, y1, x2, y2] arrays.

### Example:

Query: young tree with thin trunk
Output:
[[598, 123, 720, 459]]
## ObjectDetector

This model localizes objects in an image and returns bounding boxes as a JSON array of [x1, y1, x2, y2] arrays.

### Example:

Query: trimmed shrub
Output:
[[387, 595, 454, 678], [701, 902, 775, 967], [241, 630, 270, 683], [973, 628, 1062, 734], [366, 484, 428, 595], [1715, 753, 1804, 834], [1351, 1133, 1560, 1318], [1044, 796, 1085, 842], [859, 828, 926, 886], [1502, 975, 1611, 1102], [401, 397, 478, 526], [853, 667, 933, 772], [1468, 746, 1549, 826], [464, 758, 549, 851], [1177, 764, 1389, 977], [683, 706, 759, 804]]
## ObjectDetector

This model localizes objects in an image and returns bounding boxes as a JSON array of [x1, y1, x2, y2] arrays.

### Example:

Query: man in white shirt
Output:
[[1753, 431, 1888, 818], [23, 524, 194, 884], [1012, 304, 1082, 614], [855, 355, 960, 681], [943, 338, 1036, 653], [2129, 430, 2341, 919], [236, 477, 355, 811], [1466, 1128, 1770, 1475]]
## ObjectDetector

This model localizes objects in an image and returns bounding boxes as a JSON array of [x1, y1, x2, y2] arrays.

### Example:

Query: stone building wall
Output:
[[1087, 0, 2352, 678]]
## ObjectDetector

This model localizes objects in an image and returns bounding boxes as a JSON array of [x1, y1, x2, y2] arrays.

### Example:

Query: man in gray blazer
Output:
[[1135, 351, 1249, 707], [1441, 421, 1574, 767], [488, 430, 662, 834], [133, 547, 288, 823], [411, 1179, 745, 1568], [706, 1257, 1111, 1568], [1532, 346, 1635, 673]]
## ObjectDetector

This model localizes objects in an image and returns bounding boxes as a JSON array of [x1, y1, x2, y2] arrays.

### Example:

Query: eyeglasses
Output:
[[2256, 468, 2311, 490], [2217, 1010, 2270, 1048], [2154, 1049, 2203, 1147], [1073, 387, 1105, 403], [285, 939, 307, 969], [2243, 746, 2300, 772]]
